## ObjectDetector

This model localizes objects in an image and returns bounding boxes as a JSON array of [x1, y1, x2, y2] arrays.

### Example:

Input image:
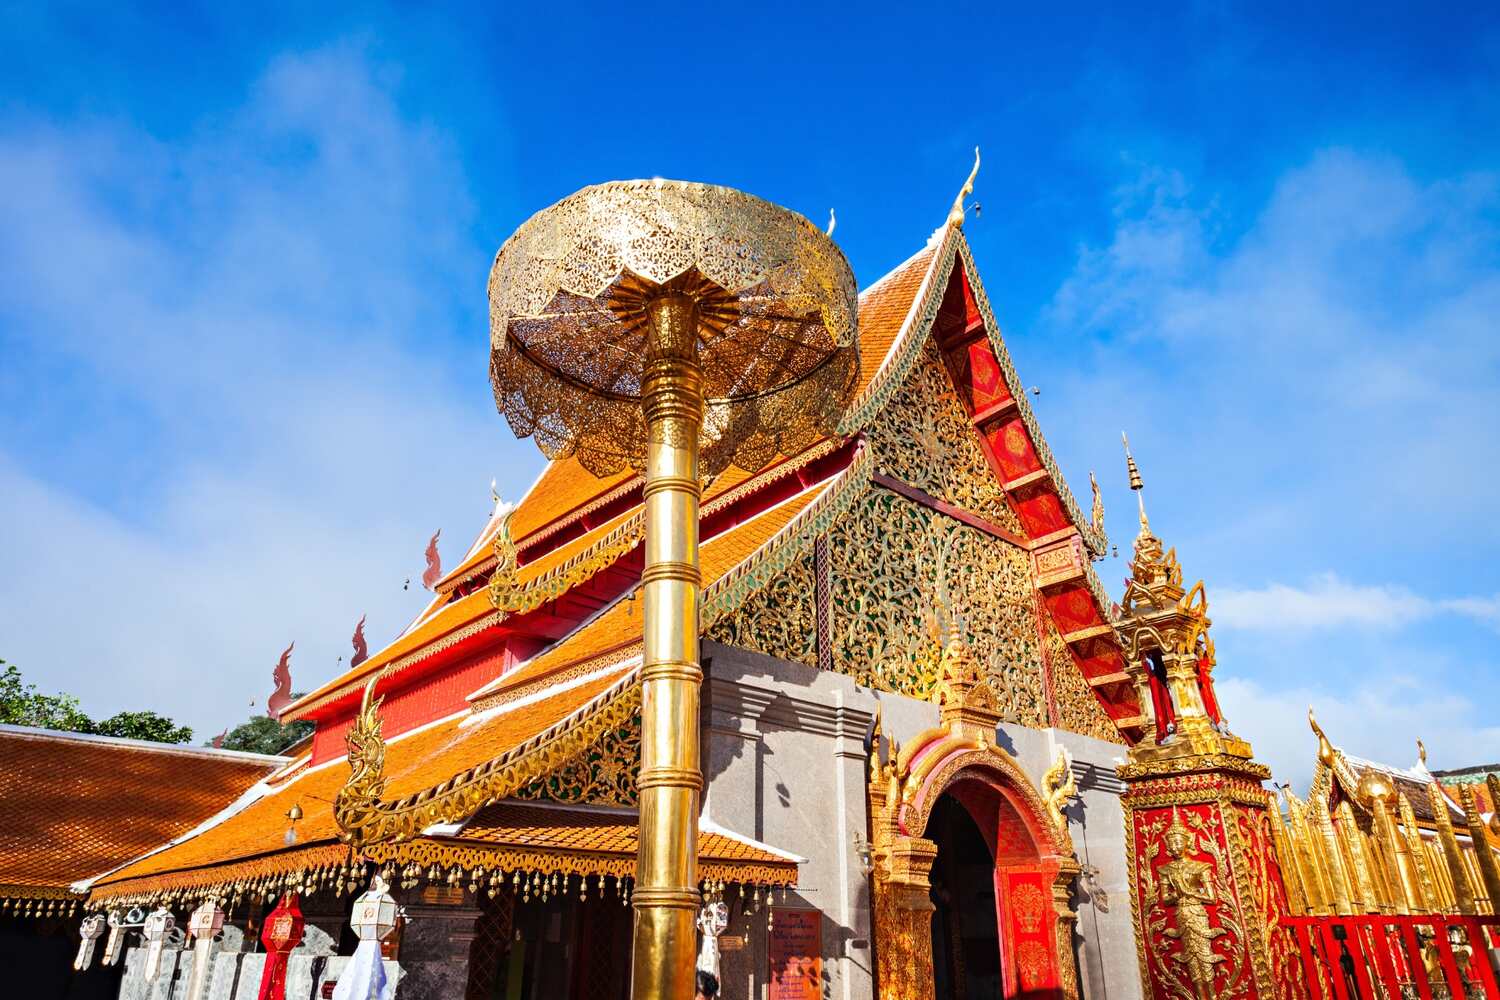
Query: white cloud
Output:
[[1218, 674, 1500, 794], [1213, 572, 1500, 633], [0, 43, 542, 737]]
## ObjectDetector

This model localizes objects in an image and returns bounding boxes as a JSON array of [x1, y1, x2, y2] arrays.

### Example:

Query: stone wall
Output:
[[702, 639, 1143, 1000]]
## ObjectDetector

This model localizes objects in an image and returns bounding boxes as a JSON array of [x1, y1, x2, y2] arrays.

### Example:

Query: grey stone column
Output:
[[390, 902, 482, 1000]]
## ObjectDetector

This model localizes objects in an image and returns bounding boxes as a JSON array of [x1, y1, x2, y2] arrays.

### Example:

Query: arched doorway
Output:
[[929, 792, 1002, 1000], [866, 657, 1080, 1000]]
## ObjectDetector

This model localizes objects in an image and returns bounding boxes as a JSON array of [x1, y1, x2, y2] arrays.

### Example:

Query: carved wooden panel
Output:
[[704, 552, 817, 667], [513, 709, 640, 807], [868, 340, 1024, 536], [828, 487, 1044, 723]]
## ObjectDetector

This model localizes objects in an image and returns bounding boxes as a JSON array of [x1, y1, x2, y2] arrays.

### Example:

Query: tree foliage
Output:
[[0, 660, 194, 743], [216, 707, 313, 755]]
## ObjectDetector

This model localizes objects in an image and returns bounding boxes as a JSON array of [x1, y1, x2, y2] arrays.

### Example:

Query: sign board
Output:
[[768, 908, 821, 1000], [419, 885, 466, 906]]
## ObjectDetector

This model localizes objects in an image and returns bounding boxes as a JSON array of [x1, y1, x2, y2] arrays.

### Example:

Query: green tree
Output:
[[216, 708, 313, 755], [0, 660, 193, 743], [1, 661, 94, 731], [92, 710, 194, 744]]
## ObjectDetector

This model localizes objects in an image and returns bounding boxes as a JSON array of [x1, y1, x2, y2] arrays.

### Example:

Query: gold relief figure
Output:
[[1043, 747, 1079, 835], [1159, 809, 1227, 1000]]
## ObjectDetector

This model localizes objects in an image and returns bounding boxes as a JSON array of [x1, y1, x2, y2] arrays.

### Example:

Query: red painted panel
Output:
[[966, 341, 1011, 411], [984, 418, 1042, 482], [1072, 637, 1128, 681], [308, 647, 510, 765], [997, 865, 1064, 998], [1013, 487, 1069, 537], [961, 268, 983, 329], [1044, 587, 1102, 635]]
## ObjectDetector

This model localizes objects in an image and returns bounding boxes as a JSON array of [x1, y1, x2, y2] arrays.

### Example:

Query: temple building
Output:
[[20, 174, 1500, 1000]]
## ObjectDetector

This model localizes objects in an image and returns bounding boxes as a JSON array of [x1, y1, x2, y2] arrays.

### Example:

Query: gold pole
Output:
[[631, 295, 705, 1000], [1397, 792, 1439, 910], [1429, 780, 1477, 914], [1460, 785, 1500, 915], [1369, 793, 1419, 913], [1336, 800, 1380, 912]]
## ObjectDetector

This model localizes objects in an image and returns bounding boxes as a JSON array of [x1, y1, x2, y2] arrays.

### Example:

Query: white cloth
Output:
[[331, 941, 392, 1000]]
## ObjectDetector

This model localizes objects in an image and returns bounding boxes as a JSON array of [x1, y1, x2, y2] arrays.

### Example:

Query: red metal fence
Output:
[[1283, 915, 1500, 1000]]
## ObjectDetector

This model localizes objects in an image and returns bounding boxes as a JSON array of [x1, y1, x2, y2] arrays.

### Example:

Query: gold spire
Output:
[[1122, 431, 1148, 532], [1089, 470, 1105, 538], [947, 147, 981, 229]]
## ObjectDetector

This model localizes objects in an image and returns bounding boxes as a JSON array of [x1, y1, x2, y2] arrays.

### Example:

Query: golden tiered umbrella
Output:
[[488, 180, 859, 999]]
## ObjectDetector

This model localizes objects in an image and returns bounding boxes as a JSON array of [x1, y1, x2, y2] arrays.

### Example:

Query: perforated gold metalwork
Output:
[[488, 180, 860, 477], [869, 339, 1023, 534], [828, 488, 1044, 719], [704, 552, 817, 666], [513, 709, 641, 807]]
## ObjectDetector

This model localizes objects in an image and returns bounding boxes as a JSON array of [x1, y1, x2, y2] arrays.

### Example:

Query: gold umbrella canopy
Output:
[[488, 180, 860, 478]]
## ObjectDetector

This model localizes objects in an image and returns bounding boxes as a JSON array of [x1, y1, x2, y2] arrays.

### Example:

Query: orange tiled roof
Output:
[[473, 475, 836, 701], [0, 727, 282, 898], [443, 800, 798, 882], [92, 667, 632, 894]]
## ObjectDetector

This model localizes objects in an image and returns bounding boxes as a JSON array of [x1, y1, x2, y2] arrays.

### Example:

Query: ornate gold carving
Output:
[[947, 147, 980, 229], [334, 672, 643, 848], [488, 179, 859, 478], [829, 487, 1043, 719], [489, 508, 646, 617], [360, 838, 794, 889], [869, 339, 1023, 534], [514, 709, 641, 807], [1043, 747, 1079, 837], [704, 552, 816, 666], [867, 688, 1078, 1000], [1140, 809, 1248, 1000], [1090, 471, 1105, 538]]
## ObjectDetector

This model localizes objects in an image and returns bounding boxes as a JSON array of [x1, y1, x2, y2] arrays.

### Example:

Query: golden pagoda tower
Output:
[[1115, 437, 1300, 1000]]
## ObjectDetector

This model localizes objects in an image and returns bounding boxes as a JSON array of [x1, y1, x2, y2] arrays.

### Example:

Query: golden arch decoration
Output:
[[868, 690, 1082, 1000]]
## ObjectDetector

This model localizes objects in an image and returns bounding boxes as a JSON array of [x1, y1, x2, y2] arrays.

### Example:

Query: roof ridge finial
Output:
[[1122, 431, 1149, 533], [947, 147, 981, 229]]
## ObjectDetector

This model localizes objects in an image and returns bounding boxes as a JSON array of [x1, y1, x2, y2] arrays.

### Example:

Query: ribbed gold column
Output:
[[631, 295, 705, 1000], [1397, 792, 1439, 910], [1429, 780, 1477, 915], [1459, 785, 1500, 914], [1369, 793, 1418, 913]]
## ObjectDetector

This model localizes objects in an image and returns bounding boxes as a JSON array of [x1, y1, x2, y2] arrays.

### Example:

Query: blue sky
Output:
[[1, 3, 1496, 787]]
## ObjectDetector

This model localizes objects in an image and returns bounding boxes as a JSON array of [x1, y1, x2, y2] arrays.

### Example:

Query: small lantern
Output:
[[350, 876, 399, 942], [188, 900, 225, 941], [74, 914, 105, 971], [183, 900, 226, 1000], [332, 877, 400, 1000], [141, 907, 176, 982], [102, 912, 127, 966], [255, 893, 304, 1000]]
